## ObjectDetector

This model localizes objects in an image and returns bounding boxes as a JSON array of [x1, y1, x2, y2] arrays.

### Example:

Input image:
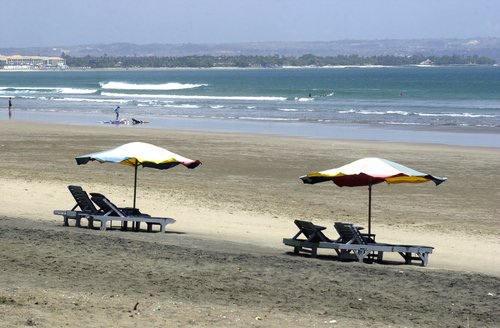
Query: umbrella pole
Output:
[[133, 162, 138, 210], [368, 183, 372, 236]]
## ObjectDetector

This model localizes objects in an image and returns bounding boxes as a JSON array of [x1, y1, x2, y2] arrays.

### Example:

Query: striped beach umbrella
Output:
[[76, 142, 201, 209], [300, 157, 446, 235]]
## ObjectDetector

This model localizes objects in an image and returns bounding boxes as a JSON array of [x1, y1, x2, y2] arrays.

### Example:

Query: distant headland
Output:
[[1, 38, 498, 69]]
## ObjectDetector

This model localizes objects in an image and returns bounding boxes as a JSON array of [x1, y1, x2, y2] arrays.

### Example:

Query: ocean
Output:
[[1, 66, 499, 147]]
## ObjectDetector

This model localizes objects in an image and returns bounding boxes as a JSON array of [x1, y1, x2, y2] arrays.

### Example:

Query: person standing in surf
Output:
[[114, 105, 120, 120], [8, 97, 12, 119]]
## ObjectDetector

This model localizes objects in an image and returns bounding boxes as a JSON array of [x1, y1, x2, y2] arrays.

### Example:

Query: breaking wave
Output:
[[0, 87, 97, 94], [100, 81, 207, 91], [101, 92, 287, 101]]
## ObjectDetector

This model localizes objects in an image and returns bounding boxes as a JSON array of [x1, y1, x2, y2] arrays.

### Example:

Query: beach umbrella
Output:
[[300, 157, 446, 235], [75, 142, 201, 209]]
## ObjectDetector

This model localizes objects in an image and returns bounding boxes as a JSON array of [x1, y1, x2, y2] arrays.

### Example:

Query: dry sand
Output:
[[0, 120, 499, 327]]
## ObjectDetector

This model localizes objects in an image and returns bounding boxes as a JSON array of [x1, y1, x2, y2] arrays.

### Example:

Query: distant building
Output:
[[0, 55, 67, 70], [419, 59, 434, 66]]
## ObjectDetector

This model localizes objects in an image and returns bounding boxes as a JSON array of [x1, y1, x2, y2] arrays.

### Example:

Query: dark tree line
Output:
[[61, 53, 496, 68]]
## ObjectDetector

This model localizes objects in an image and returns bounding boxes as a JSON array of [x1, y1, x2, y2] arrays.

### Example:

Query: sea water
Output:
[[1, 66, 499, 147]]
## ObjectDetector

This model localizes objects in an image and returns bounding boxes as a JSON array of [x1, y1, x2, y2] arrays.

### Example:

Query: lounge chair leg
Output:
[[100, 220, 107, 231], [377, 251, 384, 263], [405, 252, 412, 264], [311, 247, 317, 258], [355, 250, 369, 263], [420, 253, 429, 267], [63, 216, 69, 226]]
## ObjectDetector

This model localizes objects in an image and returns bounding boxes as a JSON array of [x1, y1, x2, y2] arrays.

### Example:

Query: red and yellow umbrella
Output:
[[76, 142, 201, 209], [300, 157, 447, 235]]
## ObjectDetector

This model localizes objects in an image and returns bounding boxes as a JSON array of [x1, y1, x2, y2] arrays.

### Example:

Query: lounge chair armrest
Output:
[[361, 233, 376, 242], [54, 210, 78, 218], [120, 207, 149, 217]]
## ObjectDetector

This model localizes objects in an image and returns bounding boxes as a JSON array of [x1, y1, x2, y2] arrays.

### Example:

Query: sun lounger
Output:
[[334, 222, 376, 244], [89, 192, 149, 230], [282, 220, 333, 257], [53, 185, 102, 227], [283, 220, 434, 266], [88, 193, 175, 232], [331, 222, 433, 266]]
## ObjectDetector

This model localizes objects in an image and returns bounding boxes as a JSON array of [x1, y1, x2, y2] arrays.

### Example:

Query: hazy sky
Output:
[[2, 0, 499, 47]]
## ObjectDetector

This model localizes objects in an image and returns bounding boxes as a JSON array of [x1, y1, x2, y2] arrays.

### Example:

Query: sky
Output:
[[1, 0, 500, 48]]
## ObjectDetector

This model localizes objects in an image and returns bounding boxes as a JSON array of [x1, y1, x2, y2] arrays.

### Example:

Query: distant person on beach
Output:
[[114, 106, 120, 120], [8, 97, 12, 119]]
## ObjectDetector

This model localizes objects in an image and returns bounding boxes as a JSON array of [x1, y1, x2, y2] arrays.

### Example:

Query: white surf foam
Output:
[[101, 92, 287, 101], [100, 81, 207, 91], [0, 87, 97, 94]]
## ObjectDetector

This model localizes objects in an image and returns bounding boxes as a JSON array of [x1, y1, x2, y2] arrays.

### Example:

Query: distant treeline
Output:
[[62, 53, 496, 68]]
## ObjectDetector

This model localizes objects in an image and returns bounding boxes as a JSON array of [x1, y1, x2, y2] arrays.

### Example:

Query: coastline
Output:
[[1, 63, 497, 73], [2, 66, 499, 144], [2, 110, 500, 148], [0, 120, 499, 327]]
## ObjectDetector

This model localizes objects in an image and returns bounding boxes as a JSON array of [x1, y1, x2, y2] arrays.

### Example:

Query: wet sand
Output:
[[0, 121, 499, 327]]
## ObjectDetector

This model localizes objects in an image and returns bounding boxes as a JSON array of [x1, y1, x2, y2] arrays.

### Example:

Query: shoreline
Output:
[[2, 110, 499, 148]]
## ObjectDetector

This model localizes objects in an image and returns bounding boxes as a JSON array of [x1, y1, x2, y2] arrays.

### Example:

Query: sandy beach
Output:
[[0, 120, 499, 327]]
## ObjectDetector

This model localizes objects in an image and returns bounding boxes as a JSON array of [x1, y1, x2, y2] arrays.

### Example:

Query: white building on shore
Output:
[[0, 55, 67, 70]]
